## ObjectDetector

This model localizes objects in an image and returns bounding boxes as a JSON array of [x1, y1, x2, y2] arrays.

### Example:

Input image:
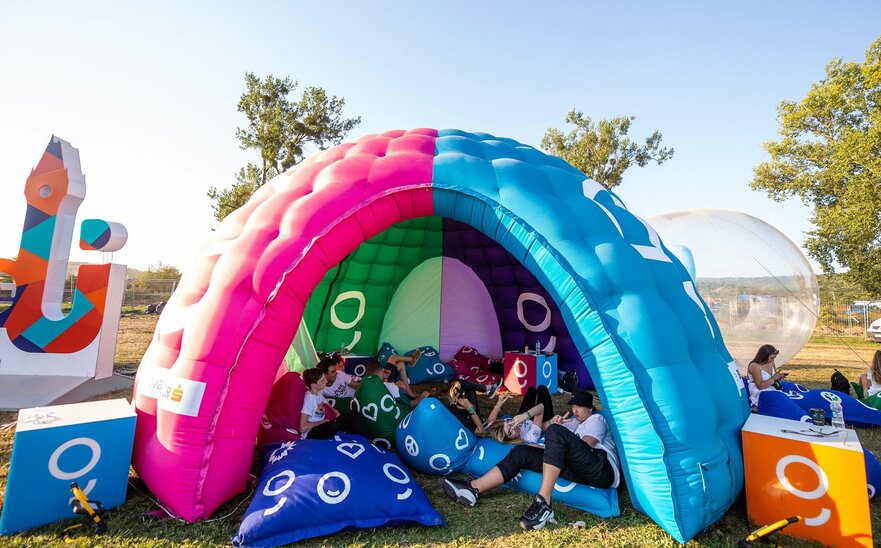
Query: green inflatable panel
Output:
[[304, 217, 443, 354], [379, 257, 442, 352], [351, 374, 411, 449]]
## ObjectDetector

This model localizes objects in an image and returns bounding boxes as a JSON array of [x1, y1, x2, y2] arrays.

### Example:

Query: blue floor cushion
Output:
[[463, 437, 619, 518], [233, 434, 444, 546]]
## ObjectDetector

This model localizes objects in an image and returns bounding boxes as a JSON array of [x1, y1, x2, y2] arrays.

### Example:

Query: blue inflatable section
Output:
[[463, 437, 619, 518], [395, 398, 475, 475], [778, 381, 881, 427], [431, 130, 749, 542]]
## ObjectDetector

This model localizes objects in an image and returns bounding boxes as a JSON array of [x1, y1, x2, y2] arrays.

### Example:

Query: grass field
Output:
[[1, 314, 879, 547]]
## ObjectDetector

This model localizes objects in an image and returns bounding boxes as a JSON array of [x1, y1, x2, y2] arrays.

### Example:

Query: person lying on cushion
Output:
[[445, 378, 504, 436], [746, 344, 787, 410], [364, 360, 429, 407], [300, 367, 364, 439], [442, 389, 619, 530], [485, 386, 555, 444], [318, 355, 360, 400]]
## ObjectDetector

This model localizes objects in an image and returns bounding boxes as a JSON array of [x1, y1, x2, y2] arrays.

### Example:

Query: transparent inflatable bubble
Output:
[[648, 209, 818, 372]]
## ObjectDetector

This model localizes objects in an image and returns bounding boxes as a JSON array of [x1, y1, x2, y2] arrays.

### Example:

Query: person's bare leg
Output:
[[471, 466, 506, 493], [537, 463, 562, 505], [395, 362, 411, 385], [860, 373, 871, 395]]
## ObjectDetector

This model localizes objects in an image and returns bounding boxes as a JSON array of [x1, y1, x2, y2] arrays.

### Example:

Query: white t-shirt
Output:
[[301, 392, 327, 424], [384, 382, 401, 399], [322, 371, 356, 399], [568, 413, 620, 488], [868, 370, 881, 397], [518, 420, 543, 443]]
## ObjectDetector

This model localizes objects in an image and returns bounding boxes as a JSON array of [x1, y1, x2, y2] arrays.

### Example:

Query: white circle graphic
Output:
[[776, 455, 828, 500], [317, 472, 351, 504], [330, 291, 366, 329], [517, 292, 552, 332], [263, 470, 296, 496], [48, 438, 101, 480]]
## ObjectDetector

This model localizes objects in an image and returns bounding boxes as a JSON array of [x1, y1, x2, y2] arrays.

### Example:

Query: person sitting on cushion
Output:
[[746, 344, 788, 409], [300, 368, 364, 439], [485, 386, 555, 444], [858, 351, 881, 403], [318, 355, 360, 400], [442, 389, 619, 531], [364, 360, 429, 407]]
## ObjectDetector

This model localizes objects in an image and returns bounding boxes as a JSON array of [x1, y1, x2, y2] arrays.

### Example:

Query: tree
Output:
[[540, 110, 673, 189], [207, 73, 361, 221], [750, 36, 881, 294]]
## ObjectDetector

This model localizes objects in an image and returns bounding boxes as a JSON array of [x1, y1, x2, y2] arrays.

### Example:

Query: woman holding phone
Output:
[[746, 344, 787, 409]]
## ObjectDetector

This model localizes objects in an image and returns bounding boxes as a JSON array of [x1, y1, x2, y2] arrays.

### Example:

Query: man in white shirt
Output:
[[442, 390, 619, 531], [318, 356, 359, 400]]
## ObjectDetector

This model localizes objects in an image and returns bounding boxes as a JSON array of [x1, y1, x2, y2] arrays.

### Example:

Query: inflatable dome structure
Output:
[[132, 129, 749, 543], [648, 209, 819, 370]]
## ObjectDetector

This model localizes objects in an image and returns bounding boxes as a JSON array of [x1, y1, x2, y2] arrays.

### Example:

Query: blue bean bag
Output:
[[756, 390, 811, 422], [788, 388, 881, 428], [462, 437, 619, 518], [377, 342, 455, 384], [395, 398, 475, 475], [233, 434, 444, 546], [406, 346, 455, 384]]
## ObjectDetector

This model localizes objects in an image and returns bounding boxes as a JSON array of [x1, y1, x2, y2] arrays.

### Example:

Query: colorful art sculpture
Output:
[[132, 129, 749, 543], [0, 136, 128, 410]]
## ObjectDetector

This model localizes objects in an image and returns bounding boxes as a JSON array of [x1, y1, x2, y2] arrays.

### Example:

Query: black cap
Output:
[[567, 390, 595, 408]]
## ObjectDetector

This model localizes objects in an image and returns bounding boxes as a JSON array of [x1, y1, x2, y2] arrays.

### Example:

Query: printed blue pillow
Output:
[[463, 437, 619, 518], [406, 346, 455, 384], [377, 341, 398, 368], [395, 398, 476, 475], [780, 385, 881, 428], [233, 434, 445, 546], [757, 390, 811, 422]]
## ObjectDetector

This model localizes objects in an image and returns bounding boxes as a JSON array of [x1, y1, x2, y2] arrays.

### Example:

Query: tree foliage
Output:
[[208, 73, 361, 221], [751, 36, 881, 294], [540, 110, 673, 189]]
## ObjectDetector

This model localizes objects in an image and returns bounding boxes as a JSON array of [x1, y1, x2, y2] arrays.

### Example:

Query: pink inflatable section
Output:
[[132, 129, 438, 520]]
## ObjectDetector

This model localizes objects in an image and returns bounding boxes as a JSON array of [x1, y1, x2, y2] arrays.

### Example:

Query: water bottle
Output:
[[830, 396, 845, 429], [535, 340, 541, 356]]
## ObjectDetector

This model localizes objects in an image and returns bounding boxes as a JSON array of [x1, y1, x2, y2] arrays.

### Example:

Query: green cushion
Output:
[[351, 374, 410, 449]]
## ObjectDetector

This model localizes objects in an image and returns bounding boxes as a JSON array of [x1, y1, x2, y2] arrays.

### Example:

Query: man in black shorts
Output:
[[442, 390, 619, 530]]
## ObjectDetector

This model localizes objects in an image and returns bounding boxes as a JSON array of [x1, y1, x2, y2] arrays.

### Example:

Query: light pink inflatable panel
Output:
[[132, 129, 438, 520]]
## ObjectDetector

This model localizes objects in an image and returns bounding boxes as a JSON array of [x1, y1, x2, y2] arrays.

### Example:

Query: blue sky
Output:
[[1, 1, 879, 272]]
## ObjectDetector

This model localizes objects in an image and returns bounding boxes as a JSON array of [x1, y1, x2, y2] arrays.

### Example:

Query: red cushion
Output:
[[454, 346, 493, 370], [450, 358, 502, 386], [257, 372, 340, 449]]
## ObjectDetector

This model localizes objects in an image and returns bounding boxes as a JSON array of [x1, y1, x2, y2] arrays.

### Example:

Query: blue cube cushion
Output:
[[395, 397, 476, 475], [232, 434, 445, 546]]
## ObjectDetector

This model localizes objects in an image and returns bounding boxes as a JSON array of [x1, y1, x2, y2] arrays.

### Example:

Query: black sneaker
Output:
[[441, 477, 478, 507], [485, 379, 502, 399], [519, 494, 554, 530]]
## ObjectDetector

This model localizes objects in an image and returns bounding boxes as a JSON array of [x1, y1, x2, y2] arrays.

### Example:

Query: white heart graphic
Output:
[[336, 442, 365, 460], [362, 403, 379, 422], [454, 428, 469, 450]]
